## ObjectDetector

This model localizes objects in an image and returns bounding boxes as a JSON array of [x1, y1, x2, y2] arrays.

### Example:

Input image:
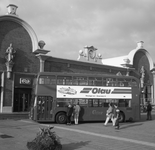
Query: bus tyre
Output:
[[56, 112, 67, 124], [119, 112, 125, 123]]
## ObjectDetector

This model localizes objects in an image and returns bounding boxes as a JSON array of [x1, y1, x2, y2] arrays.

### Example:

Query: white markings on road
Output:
[[49, 125, 155, 148], [20, 120, 155, 148]]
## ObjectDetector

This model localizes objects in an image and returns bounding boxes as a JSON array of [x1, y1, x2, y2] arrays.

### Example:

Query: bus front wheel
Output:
[[56, 112, 67, 124], [119, 112, 125, 123]]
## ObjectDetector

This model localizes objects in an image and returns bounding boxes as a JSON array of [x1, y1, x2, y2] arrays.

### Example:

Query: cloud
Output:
[[0, 0, 155, 62]]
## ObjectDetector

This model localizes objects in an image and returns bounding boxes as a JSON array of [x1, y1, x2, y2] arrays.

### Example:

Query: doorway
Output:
[[14, 88, 32, 112]]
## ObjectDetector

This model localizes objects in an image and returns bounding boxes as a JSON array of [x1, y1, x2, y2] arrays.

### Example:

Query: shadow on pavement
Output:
[[62, 141, 91, 150], [120, 122, 143, 129], [139, 113, 155, 122], [120, 113, 155, 129]]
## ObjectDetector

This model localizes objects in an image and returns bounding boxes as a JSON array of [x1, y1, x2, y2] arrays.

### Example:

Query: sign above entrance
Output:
[[20, 78, 31, 85]]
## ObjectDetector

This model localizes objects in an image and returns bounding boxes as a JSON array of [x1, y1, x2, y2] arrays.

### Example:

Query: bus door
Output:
[[37, 96, 53, 121]]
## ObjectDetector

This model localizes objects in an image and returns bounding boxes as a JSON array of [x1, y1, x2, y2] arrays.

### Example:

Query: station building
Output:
[[0, 4, 154, 115]]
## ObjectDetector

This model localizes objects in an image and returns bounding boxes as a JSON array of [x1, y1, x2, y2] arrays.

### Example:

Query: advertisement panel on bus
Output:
[[57, 85, 132, 99]]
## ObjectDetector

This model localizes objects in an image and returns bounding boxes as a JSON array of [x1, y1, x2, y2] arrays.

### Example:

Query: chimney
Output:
[[7, 4, 18, 16], [137, 41, 144, 49]]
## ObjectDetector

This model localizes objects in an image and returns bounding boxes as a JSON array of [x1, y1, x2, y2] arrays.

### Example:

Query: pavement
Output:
[[0, 113, 155, 150]]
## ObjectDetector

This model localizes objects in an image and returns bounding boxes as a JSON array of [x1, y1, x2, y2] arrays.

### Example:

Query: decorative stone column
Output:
[[33, 40, 50, 72], [5, 44, 16, 79], [36, 55, 47, 72]]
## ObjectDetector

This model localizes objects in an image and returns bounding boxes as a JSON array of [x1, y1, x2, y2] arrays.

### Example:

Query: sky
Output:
[[0, 0, 155, 63]]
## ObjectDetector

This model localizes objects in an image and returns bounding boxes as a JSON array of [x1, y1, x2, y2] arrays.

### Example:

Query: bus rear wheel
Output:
[[119, 112, 125, 123], [56, 112, 67, 124]]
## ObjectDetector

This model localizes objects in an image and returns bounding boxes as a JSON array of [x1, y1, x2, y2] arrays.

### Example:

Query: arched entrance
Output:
[[133, 50, 153, 104]]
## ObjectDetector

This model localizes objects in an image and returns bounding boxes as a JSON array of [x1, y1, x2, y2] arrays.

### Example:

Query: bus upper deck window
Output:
[[88, 77, 95, 85], [72, 77, 78, 85], [111, 78, 117, 86], [39, 77, 44, 84], [95, 77, 102, 86], [120, 82, 124, 87], [50, 75, 56, 84], [74, 77, 88, 85], [123, 80, 128, 87], [44, 76, 51, 84], [117, 78, 125, 87], [65, 76, 72, 85], [57, 76, 65, 85], [79, 77, 88, 85], [128, 80, 137, 87], [39, 76, 51, 84], [131, 79, 138, 86], [106, 78, 114, 86]]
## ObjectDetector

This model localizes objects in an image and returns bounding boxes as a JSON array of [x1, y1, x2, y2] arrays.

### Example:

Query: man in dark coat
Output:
[[146, 101, 152, 120], [113, 104, 120, 129], [66, 102, 73, 125]]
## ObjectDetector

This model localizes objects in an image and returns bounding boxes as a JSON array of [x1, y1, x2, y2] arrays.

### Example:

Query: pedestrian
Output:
[[73, 102, 81, 125], [146, 101, 152, 120], [113, 104, 120, 129], [104, 103, 114, 126], [66, 102, 73, 125]]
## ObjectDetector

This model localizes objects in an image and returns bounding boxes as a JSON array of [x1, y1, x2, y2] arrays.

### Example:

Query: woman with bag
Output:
[[104, 103, 114, 126], [73, 102, 81, 125]]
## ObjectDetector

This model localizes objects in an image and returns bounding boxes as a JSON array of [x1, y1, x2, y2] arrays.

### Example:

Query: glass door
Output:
[[14, 88, 31, 112]]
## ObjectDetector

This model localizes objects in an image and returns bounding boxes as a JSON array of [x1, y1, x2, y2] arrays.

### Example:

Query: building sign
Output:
[[20, 78, 31, 85], [57, 85, 132, 99]]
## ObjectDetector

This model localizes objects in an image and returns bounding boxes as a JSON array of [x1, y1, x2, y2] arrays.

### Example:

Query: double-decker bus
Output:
[[31, 72, 140, 124]]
